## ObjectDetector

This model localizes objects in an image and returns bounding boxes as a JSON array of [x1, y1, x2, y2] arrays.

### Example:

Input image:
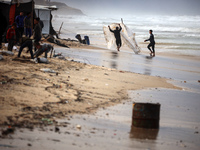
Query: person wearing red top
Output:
[[6, 23, 17, 51]]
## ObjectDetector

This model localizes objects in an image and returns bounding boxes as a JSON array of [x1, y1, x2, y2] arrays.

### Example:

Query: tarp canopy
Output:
[[0, 0, 32, 4], [0, 0, 34, 25], [35, 7, 50, 34], [0, 1, 57, 35], [35, 5, 57, 34]]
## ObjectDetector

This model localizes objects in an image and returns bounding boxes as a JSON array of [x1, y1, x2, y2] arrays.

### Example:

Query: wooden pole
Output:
[[58, 22, 64, 34], [31, 0, 34, 33]]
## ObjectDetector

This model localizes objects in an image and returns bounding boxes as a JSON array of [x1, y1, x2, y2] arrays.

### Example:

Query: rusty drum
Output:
[[132, 103, 160, 129]]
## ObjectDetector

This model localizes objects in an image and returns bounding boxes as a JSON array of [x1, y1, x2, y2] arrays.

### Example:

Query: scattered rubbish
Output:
[[198, 80, 200, 83], [132, 103, 160, 129], [34, 58, 49, 63], [0, 144, 16, 148], [0, 81, 7, 84], [76, 124, 81, 130], [13, 46, 18, 52], [40, 68, 56, 73], [27, 143, 32, 147], [57, 56, 66, 60], [184, 81, 187, 83], [48, 138, 60, 142], [0, 50, 14, 55], [42, 118, 53, 125], [0, 55, 3, 60], [1, 127, 15, 136], [4, 43, 8, 47], [53, 52, 62, 57], [194, 131, 199, 134], [55, 126, 60, 132]]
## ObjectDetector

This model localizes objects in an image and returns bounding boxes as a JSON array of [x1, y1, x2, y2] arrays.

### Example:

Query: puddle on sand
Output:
[[1, 88, 199, 150]]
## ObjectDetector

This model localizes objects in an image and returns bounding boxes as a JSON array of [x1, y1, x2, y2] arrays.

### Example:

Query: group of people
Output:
[[108, 24, 155, 57], [5, 12, 51, 60]]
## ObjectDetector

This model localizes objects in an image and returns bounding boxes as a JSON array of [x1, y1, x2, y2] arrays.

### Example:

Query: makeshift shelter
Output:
[[0, 0, 34, 25], [35, 4, 57, 34], [0, 0, 57, 35]]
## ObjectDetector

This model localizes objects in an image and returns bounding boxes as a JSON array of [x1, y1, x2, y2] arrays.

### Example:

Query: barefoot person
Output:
[[108, 24, 122, 51], [144, 30, 155, 57]]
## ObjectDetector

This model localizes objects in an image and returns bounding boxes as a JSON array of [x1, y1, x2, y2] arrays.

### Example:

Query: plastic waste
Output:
[[0, 50, 14, 55], [4, 43, 8, 47], [57, 56, 66, 60], [0, 55, 3, 60], [34, 58, 49, 64], [40, 68, 56, 73]]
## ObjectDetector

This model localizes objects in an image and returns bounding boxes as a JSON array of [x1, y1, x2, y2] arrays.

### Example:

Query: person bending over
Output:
[[34, 43, 54, 58], [108, 24, 122, 51], [144, 30, 155, 57], [18, 38, 34, 59]]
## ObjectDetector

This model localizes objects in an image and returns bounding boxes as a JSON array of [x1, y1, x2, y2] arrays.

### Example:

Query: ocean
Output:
[[52, 14, 200, 56]]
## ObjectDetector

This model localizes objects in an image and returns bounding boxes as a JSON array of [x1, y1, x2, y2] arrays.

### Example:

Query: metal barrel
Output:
[[132, 103, 160, 129]]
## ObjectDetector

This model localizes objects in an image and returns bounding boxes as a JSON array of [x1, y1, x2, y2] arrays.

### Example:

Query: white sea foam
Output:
[[52, 14, 200, 56]]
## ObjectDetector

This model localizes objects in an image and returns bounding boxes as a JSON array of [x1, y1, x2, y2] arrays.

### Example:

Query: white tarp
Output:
[[0, 0, 32, 4], [35, 9, 50, 34]]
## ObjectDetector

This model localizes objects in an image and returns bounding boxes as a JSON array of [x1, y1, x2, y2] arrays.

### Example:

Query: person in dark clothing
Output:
[[33, 18, 42, 52], [18, 38, 34, 59], [144, 30, 155, 57], [24, 12, 32, 37], [108, 24, 122, 51], [0, 11, 7, 49], [15, 12, 25, 38], [33, 18, 41, 43]]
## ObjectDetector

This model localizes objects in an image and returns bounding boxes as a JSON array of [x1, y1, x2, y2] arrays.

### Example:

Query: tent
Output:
[[35, 4, 57, 34], [0, 0, 57, 35], [0, 0, 34, 25]]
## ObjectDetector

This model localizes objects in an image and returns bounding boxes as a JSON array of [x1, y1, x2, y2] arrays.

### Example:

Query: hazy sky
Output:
[[52, 0, 200, 16]]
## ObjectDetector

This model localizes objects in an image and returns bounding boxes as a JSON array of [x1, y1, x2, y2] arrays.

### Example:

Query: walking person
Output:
[[108, 24, 122, 51], [144, 30, 155, 57], [24, 12, 32, 37], [15, 12, 25, 38], [6, 23, 17, 51]]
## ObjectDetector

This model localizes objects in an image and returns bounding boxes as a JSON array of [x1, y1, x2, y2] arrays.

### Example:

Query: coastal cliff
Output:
[[34, 0, 85, 15]]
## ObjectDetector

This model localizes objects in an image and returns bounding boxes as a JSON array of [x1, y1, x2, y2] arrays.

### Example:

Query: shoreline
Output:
[[0, 44, 179, 128]]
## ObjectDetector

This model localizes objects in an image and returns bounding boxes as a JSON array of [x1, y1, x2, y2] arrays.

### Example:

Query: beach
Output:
[[0, 14, 200, 150]]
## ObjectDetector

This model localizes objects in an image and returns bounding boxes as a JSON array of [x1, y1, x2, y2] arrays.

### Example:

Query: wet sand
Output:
[[0, 42, 200, 149]]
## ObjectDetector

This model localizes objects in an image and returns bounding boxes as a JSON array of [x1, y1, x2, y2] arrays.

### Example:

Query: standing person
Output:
[[144, 30, 155, 57], [15, 12, 25, 38], [6, 23, 17, 51], [33, 18, 42, 52], [24, 12, 32, 37], [108, 24, 122, 51], [33, 17, 41, 43]]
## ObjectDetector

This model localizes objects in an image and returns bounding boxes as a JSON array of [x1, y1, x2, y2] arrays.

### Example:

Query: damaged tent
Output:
[[35, 4, 57, 34], [0, 0, 57, 35]]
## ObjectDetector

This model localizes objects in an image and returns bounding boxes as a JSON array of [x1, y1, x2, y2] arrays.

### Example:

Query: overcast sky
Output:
[[52, 0, 200, 16]]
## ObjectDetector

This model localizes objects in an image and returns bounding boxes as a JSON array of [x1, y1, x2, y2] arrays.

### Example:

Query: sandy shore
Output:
[[0, 43, 179, 128]]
